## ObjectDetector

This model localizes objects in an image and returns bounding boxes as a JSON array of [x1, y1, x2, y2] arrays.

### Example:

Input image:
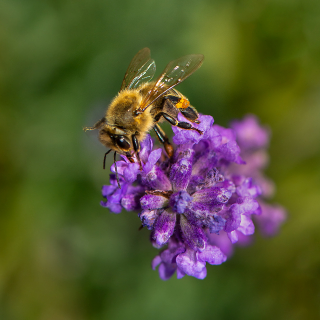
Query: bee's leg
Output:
[[157, 112, 203, 135], [83, 117, 106, 131], [132, 134, 142, 170], [103, 149, 112, 170], [180, 105, 200, 124], [153, 123, 174, 158], [125, 152, 135, 163], [113, 151, 121, 189], [164, 96, 200, 124]]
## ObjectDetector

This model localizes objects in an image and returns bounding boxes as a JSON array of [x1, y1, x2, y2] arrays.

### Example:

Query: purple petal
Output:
[[254, 201, 287, 236], [238, 214, 255, 235], [207, 127, 222, 148], [213, 125, 244, 164], [159, 238, 186, 264], [101, 185, 118, 198], [123, 163, 140, 183], [169, 191, 192, 214], [176, 248, 207, 279], [207, 215, 226, 234], [224, 204, 242, 232], [254, 174, 275, 198], [192, 187, 232, 207], [218, 140, 244, 164], [199, 115, 215, 137], [140, 135, 154, 162], [237, 197, 261, 215], [121, 194, 141, 211], [108, 174, 125, 187], [204, 168, 224, 188], [139, 209, 160, 230], [142, 166, 172, 190], [143, 148, 162, 174], [236, 177, 262, 198], [176, 268, 186, 279], [105, 188, 124, 205], [170, 149, 194, 191], [153, 210, 176, 247], [213, 125, 236, 143], [227, 230, 238, 243], [152, 255, 162, 270], [197, 245, 227, 265], [140, 194, 169, 210], [158, 263, 176, 280], [231, 114, 270, 150], [180, 215, 207, 251], [152, 238, 186, 280], [110, 160, 127, 176], [100, 201, 122, 214], [101, 182, 128, 210], [207, 231, 234, 257], [121, 185, 144, 211], [111, 161, 140, 183]]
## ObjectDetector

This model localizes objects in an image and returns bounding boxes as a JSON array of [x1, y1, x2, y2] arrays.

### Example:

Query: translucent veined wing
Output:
[[139, 54, 204, 111], [120, 47, 156, 91]]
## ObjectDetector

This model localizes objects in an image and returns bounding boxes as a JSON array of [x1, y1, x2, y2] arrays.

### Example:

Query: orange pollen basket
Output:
[[176, 98, 190, 109]]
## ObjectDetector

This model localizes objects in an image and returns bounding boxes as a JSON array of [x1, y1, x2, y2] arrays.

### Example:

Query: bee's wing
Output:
[[120, 48, 156, 91], [140, 54, 204, 111]]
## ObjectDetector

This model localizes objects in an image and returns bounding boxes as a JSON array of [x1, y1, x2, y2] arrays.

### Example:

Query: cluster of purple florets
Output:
[[101, 114, 286, 280]]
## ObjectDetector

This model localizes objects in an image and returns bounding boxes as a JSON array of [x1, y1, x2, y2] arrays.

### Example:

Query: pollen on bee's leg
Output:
[[176, 98, 190, 109]]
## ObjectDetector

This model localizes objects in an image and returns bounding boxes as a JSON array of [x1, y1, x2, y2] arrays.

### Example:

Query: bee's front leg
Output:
[[113, 151, 121, 189]]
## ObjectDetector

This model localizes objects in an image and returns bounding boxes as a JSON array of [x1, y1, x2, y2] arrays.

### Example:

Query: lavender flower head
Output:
[[101, 113, 286, 280]]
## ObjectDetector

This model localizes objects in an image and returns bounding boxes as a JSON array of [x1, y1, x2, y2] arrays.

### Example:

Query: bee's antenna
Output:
[[103, 149, 112, 170], [83, 117, 106, 132], [114, 151, 121, 189]]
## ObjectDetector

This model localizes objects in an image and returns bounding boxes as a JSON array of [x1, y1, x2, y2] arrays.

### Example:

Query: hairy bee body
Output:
[[103, 83, 188, 143], [85, 48, 204, 170]]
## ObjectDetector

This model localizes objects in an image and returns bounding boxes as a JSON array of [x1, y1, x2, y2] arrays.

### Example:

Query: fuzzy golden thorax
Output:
[[103, 89, 154, 147], [106, 89, 154, 136]]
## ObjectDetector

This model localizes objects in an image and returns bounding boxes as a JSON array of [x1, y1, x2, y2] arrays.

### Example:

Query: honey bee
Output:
[[84, 48, 204, 186]]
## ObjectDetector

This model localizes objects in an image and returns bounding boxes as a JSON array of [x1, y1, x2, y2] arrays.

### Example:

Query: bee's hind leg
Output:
[[132, 134, 142, 170], [157, 112, 203, 135], [164, 95, 200, 124], [180, 105, 200, 124], [153, 124, 174, 158]]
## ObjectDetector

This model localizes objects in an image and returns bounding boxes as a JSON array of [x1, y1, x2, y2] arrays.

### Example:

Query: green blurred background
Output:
[[1, 0, 320, 319]]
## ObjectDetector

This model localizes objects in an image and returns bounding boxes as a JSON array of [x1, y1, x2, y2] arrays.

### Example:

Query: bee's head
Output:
[[99, 125, 132, 154]]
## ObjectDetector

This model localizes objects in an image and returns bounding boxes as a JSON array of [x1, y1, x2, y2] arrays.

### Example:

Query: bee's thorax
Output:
[[105, 89, 154, 139]]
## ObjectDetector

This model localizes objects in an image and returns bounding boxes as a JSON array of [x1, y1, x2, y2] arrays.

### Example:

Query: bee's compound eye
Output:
[[116, 136, 131, 150]]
